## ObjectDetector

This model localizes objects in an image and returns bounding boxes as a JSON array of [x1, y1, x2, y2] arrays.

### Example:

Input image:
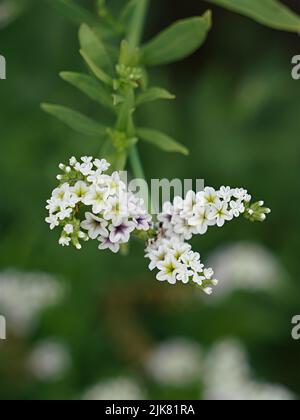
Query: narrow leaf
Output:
[[136, 87, 176, 106], [80, 50, 113, 86], [41, 103, 106, 137], [60, 72, 114, 111], [137, 128, 189, 156], [206, 0, 300, 32], [120, 0, 139, 23], [49, 0, 112, 38], [79, 24, 113, 73], [141, 11, 212, 66]]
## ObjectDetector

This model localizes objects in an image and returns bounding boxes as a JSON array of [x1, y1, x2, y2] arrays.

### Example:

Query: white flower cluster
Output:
[[203, 339, 294, 401], [207, 242, 283, 299], [158, 187, 258, 241], [144, 338, 203, 386], [82, 377, 146, 401], [27, 339, 71, 382], [46, 157, 152, 253], [146, 237, 218, 294], [0, 270, 64, 335], [146, 187, 270, 294]]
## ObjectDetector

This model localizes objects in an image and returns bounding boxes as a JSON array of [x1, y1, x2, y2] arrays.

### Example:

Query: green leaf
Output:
[[136, 87, 176, 106], [79, 24, 113, 73], [140, 11, 212, 66], [137, 128, 189, 155], [80, 50, 113, 86], [49, 0, 112, 37], [120, 0, 139, 23], [60, 72, 114, 111], [206, 0, 300, 32], [41, 103, 106, 137]]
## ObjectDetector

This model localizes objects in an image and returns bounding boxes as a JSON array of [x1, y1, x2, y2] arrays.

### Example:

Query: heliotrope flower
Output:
[[46, 158, 270, 295], [45, 156, 152, 252]]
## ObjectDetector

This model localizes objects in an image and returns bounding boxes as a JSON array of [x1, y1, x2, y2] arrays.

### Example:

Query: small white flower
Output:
[[46, 198, 60, 214], [109, 221, 135, 244], [71, 181, 89, 202], [209, 202, 233, 227], [86, 170, 103, 185], [172, 215, 194, 240], [64, 224, 74, 235], [202, 187, 220, 206], [84, 186, 107, 214], [204, 267, 214, 280], [103, 195, 127, 224], [219, 186, 232, 202], [170, 241, 191, 260], [45, 214, 59, 230], [134, 214, 152, 231], [162, 201, 174, 215], [75, 156, 93, 176], [147, 246, 168, 271], [188, 205, 215, 235], [101, 172, 125, 196], [69, 156, 77, 167], [156, 256, 181, 285], [98, 234, 120, 254], [94, 158, 110, 172], [157, 212, 172, 227], [173, 196, 184, 214], [52, 183, 72, 207], [182, 191, 197, 217], [230, 200, 245, 218], [233, 188, 249, 201], [182, 251, 204, 273], [59, 236, 71, 247], [57, 207, 73, 221], [176, 266, 191, 284], [81, 212, 108, 240], [203, 287, 213, 295]]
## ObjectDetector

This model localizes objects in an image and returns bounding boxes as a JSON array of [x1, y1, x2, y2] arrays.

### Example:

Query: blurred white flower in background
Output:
[[0, 0, 28, 29], [143, 338, 203, 386], [82, 378, 146, 401], [203, 339, 294, 400], [0, 270, 65, 335], [27, 339, 71, 381], [207, 242, 284, 298]]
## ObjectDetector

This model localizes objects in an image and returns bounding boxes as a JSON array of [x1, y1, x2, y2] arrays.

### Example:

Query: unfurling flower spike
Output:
[[144, 187, 270, 294], [46, 157, 152, 253]]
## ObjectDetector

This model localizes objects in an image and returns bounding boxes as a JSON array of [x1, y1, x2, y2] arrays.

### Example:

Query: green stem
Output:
[[128, 146, 145, 180], [127, 0, 149, 48], [126, 0, 149, 180]]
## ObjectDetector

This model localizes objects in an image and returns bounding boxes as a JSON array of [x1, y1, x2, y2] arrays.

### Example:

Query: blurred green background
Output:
[[0, 0, 300, 400]]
